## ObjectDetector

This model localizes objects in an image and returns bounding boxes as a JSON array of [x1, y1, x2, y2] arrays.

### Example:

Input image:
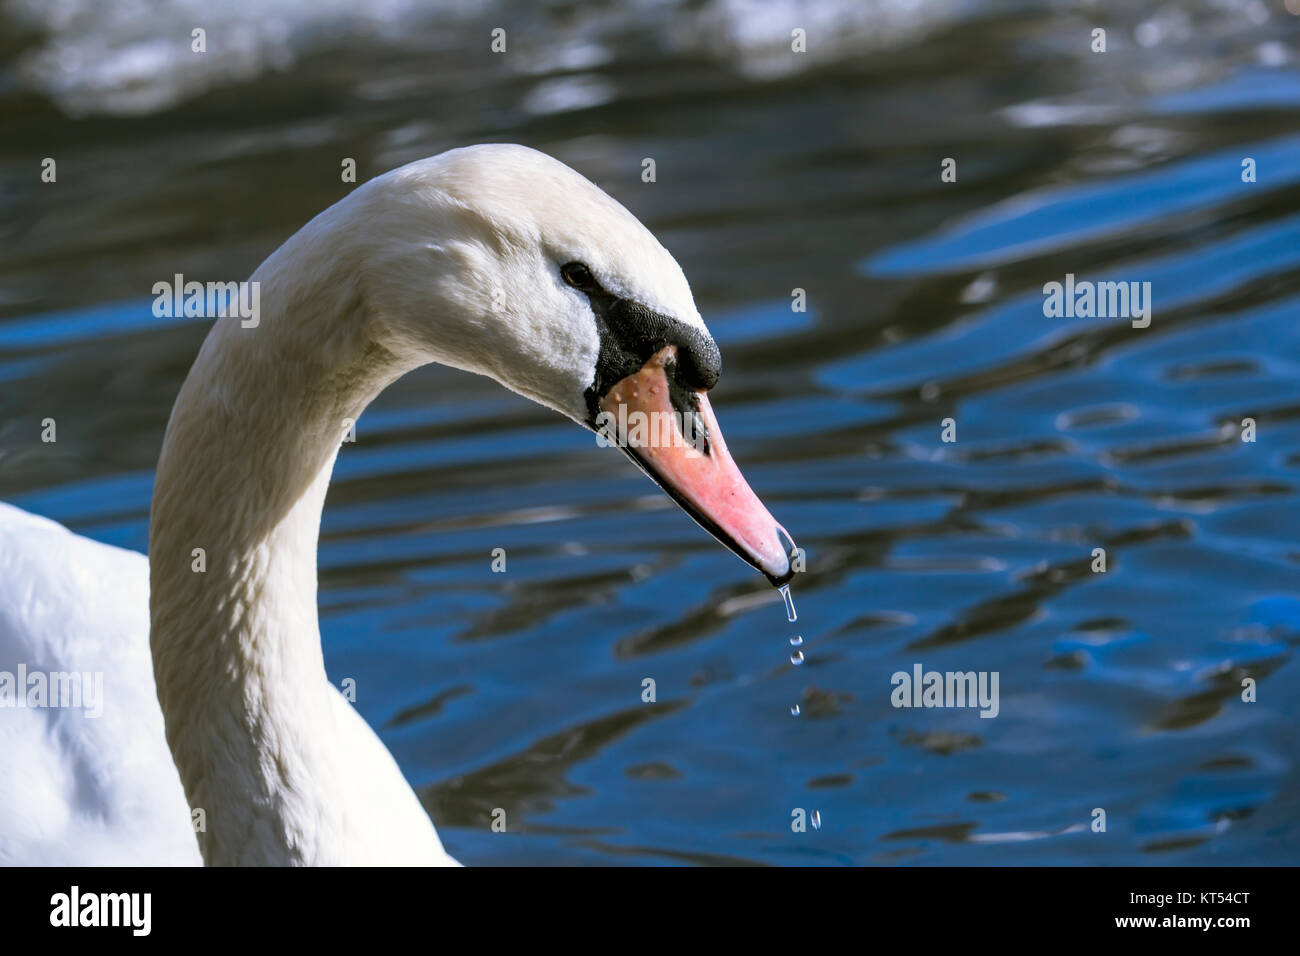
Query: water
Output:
[[780, 584, 798, 623], [3, 0, 1300, 865]]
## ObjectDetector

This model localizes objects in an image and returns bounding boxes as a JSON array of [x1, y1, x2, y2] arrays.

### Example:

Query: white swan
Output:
[[0, 144, 794, 866]]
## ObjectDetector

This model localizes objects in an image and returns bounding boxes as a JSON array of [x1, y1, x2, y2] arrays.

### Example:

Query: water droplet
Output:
[[789, 635, 803, 646], [780, 585, 797, 622], [790, 704, 801, 716], [790, 650, 804, 665], [810, 810, 821, 830]]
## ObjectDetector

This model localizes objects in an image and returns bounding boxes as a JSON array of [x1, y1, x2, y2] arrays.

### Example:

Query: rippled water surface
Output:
[[3, 0, 1300, 864]]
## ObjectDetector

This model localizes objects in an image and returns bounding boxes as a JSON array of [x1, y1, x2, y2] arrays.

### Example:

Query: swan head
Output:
[[350, 144, 794, 584]]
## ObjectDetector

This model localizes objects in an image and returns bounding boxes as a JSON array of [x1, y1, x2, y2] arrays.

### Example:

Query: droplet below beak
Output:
[[598, 346, 795, 585]]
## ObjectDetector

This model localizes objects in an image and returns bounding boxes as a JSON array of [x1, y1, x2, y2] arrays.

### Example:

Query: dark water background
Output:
[[2, 0, 1300, 864]]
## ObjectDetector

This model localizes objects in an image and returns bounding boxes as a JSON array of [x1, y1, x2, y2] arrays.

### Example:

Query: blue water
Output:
[[2, 0, 1299, 865]]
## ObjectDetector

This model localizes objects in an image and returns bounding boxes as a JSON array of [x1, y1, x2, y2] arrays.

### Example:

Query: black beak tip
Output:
[[765, 562, 796, 588]]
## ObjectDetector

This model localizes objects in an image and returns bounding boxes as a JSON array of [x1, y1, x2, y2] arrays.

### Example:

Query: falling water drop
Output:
[[810, 810, 821, 830], [780, 584, 797, 623], [780, 585, 802, 717]]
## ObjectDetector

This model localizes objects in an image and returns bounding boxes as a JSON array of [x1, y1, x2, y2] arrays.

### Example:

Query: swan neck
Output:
[[147, 237, 415, 863]]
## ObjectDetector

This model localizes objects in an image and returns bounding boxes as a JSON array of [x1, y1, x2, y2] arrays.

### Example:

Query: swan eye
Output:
[[560, 261, 598, 291]]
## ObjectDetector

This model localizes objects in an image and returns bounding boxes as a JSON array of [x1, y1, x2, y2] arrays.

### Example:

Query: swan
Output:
[[0, 144, 795, 866]]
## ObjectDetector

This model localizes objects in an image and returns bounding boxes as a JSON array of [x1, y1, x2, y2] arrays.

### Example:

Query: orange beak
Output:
[[597, 346, 795, 585]]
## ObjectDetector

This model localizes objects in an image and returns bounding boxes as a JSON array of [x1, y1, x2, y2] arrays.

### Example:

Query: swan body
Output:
[[0, 144, 792, 865], [0, 503, 199, 865]]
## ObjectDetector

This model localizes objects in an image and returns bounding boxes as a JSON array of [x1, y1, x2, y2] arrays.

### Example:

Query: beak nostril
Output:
[[661, 356, 712, 456], [689, 408, 710, 457]]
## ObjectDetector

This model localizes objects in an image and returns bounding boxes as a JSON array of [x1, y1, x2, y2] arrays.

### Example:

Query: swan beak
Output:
[[597, 346, 795, 586]]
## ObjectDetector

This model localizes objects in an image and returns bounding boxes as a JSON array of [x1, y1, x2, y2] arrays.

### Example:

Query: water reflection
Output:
[[2, 0, 1300, 865]]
